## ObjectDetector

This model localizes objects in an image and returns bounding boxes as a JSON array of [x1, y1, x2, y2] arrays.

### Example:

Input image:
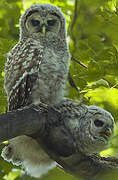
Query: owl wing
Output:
[[4, 40, 43, 111], [8, 75, 38, 111]]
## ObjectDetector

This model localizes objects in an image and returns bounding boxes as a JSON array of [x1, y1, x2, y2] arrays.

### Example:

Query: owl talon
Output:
[[12, 157, 22, 166], [1, 145, 13, 161], [1, 145, 22, 165]]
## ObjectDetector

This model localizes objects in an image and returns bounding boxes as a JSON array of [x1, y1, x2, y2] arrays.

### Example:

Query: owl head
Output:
[[19, 4, 67, 40], [77, 106, 114, 155]]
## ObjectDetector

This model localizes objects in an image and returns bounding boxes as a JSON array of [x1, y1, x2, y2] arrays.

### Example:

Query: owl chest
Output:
[[38, 48, 66, 82], [31, 48, 67, 104]]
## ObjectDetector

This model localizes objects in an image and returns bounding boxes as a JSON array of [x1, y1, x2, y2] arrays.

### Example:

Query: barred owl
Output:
[[45, 98, 114, 156], [2, 4, 70, 177], [5, 4, 70, 109], [2, 99, 114, 178]]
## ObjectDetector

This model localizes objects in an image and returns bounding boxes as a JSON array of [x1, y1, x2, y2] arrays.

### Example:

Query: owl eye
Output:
[[47, 20, 56, 26], [31, 19, 40, 26], [94, 119, 104, 127]]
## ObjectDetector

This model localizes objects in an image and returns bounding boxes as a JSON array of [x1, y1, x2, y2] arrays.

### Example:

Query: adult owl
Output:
[[44, 98, 114, 157], [2, 3, 70, 177], [2, 99, 114, 178]]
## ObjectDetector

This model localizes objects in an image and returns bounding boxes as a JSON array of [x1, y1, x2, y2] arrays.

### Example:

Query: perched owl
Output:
[[4, 3, 70, 109], [44, 98, 114, 156], [2, 3, 70, 178], [2, 99, 114, 178]]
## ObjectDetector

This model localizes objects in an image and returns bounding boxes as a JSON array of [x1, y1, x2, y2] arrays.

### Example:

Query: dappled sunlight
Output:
[[85, 87, 118, 111]]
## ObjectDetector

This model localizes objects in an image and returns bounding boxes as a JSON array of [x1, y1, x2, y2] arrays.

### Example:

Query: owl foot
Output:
[[1, 144, 22, 166]]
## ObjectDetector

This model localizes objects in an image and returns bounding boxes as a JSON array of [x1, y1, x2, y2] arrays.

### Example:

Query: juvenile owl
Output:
[[5, 3, 70, 109], [2, 3, 70, 177]]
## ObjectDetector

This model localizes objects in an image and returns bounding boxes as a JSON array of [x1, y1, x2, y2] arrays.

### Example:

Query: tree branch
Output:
[[0, 100, 118, 180], [69, 0, 78, 39]]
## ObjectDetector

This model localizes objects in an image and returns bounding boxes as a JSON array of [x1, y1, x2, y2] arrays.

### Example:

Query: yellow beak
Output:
[[42, 25, 46, 36]]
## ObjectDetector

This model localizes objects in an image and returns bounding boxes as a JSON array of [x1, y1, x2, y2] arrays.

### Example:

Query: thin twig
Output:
[[103, 78, 118, 89], [71, 56, 88, 69], [68, 72, 79, 91], [70, 0, 78, 31]]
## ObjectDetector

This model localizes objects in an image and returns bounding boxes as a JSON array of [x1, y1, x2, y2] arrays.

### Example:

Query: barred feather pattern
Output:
[[5, 37, 69, 111], [2, 4, 70, 178]]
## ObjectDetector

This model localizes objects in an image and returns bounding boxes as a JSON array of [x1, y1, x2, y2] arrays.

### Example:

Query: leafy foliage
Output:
[[0, 0, 118, 179]]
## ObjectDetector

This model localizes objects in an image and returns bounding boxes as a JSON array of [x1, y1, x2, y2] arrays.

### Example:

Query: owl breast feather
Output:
[[31, 45, 70, 105]]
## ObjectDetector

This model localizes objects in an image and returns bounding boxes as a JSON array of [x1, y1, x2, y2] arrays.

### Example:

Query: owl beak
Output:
[[102, 127, 112, 139], [42, 25, 46, 36]]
